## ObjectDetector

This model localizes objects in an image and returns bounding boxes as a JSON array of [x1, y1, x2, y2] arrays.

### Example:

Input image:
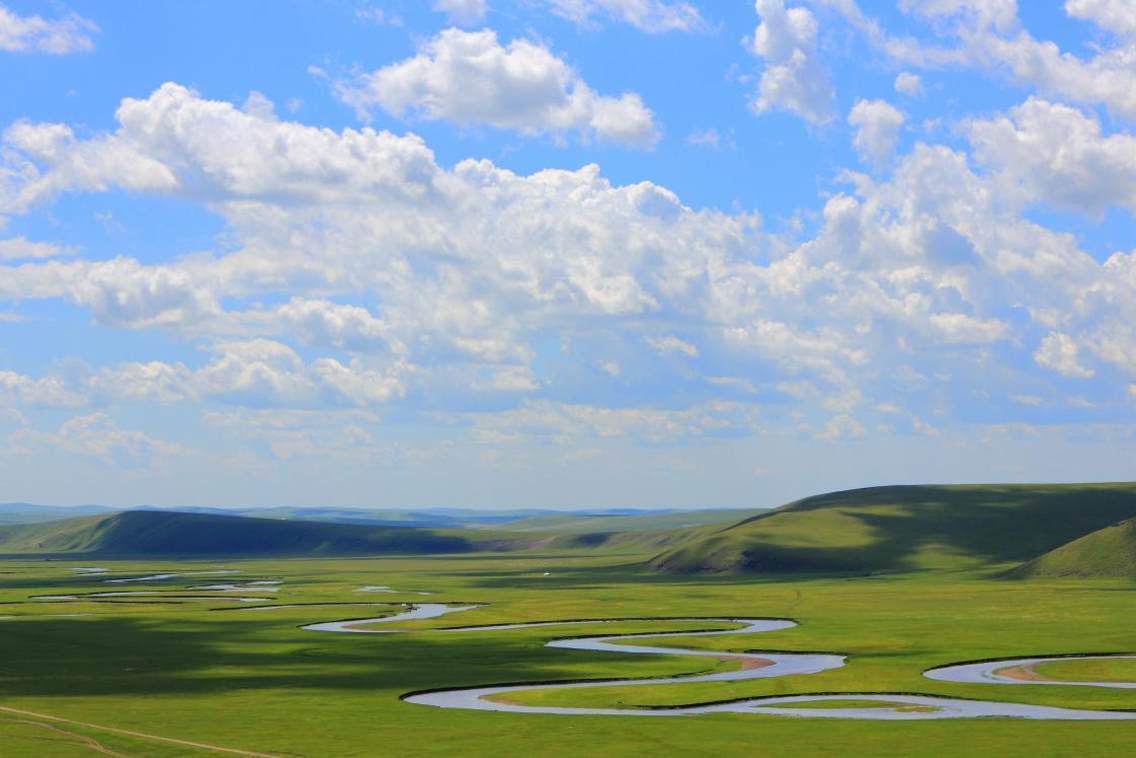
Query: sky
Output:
[[0, 0, 1134, 510]]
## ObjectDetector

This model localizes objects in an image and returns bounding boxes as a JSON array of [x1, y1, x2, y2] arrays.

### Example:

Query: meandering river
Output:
[[300, 603, 1136, 720]]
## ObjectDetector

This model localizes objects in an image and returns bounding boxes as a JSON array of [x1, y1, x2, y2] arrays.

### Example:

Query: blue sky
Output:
[[1, 0, 1134, 509]]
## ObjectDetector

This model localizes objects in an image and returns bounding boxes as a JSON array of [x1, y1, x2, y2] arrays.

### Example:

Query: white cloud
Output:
[[192, 340, 403, 408], [1, 82, 1133, 449], [647, 335, 699, 357], [1034, 332, 1095, 378], [2, 120, 178, 212], [12, 340, 406, 412], [0, 257, 221, 328], [355, 7, 404, 27], [1064, 0, 1136, 39], [0, 370, 86, 408], [0, 236, 74, 260], [817, 413, 865, 440], [894, 71, 923, 95], [967, 98, 1136, 215], [432, 0, 487, 26], [0, 3, 97, 53], [830, 0, 1136, 119], [542, 0, 706, 33], [334, 28, 658, 147], [899, 0, 1019, 32], [91, 361, 193, 404], [8, 412, 184, 468], [685, 127, 720, 149], [749, 0, 835, 124], [848, 98, 905, 168], [447, 399, 761, 445], [268, 299, 397, 353]]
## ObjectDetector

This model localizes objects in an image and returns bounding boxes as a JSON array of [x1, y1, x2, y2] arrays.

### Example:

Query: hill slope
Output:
[[650, 483, 1136, 574], [1008, 518, 1136, 578], [0, 510, 472, 557]]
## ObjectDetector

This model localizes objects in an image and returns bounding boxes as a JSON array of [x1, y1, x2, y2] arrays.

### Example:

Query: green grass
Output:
[[651, 483, 1136, 574], [1010, 518, 1136, 578], [1031, 658, 1136, 683], [2, 484, 1136, 755], [1, 551, 1135, 757]]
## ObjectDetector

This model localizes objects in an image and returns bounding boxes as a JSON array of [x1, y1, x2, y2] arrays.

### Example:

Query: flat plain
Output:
[[1, 548, 1134, 756]]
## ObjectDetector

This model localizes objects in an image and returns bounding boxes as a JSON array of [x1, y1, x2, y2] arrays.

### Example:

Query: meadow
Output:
[[1, 548, 1133, 757]]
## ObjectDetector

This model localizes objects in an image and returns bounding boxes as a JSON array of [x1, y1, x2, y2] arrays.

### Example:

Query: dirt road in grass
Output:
[[0, 705, 281, 757]]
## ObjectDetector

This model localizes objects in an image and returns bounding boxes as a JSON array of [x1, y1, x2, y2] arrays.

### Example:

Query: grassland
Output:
[[1031, 657, 1136, 683], [1, 484, 1134, 756], [1, 550, 1134, 757]]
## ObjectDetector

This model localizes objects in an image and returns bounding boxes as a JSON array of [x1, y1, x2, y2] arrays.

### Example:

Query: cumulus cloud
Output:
[[894, 71, 923, 95], [0, 83, 1133, 453], [1034, 332, 1094, 378], [334, 28, 658, 147], [189, 340, 404, 408], [0, 3, 97, 53], [827, 0, 1136, 119], [2, 120, 178, 212], [542, 0, 706, 33], [749, 0, 835, 124], [0, 370, 86, 408], [68, 340, 404, 410], [0, 257, 221, 329], [0, 236, 74, 260], [848, 98, 906, 168], [1063, 0, 1136, 39], [7, 412, 184, 468], [967, 98, 1136, 215], [446, 399, 761, 445]]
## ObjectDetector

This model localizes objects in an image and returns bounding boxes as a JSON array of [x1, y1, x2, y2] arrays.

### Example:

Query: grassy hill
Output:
[[650, 483, 1136, 575], [0, 510, 472, 557], [1008, 517, 1136, 579]]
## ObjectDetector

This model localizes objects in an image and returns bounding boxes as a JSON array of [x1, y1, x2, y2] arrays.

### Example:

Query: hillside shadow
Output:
[[0, 614, 618, 698]]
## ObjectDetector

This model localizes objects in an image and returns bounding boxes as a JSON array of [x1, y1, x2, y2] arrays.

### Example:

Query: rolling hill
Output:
[[1008, 517, 1136, 579], [0, 510, 472, 557], [650, 483, 1136, 575]]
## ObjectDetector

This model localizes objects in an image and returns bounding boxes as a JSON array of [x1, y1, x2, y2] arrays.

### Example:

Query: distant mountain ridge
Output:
[[0, 503, 726, 529], [10, 484, 1135, 573]]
